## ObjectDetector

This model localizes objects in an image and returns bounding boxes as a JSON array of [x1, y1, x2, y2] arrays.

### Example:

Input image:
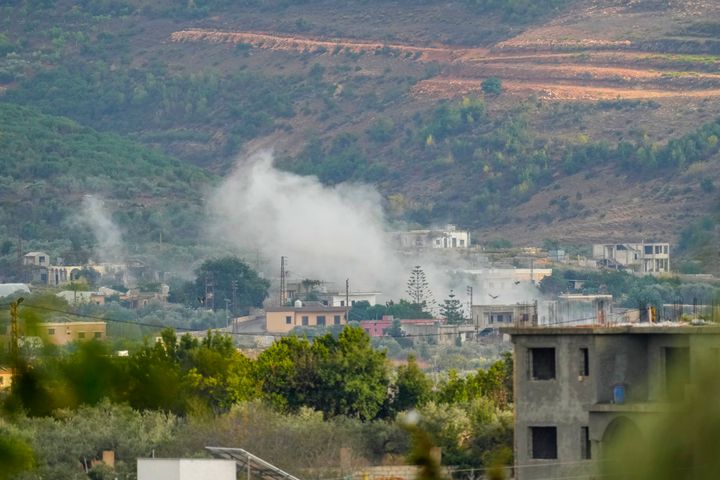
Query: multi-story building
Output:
[[471, 303, 537, 331], [503, 323, 720, 480], [40, 321, 107, 345], [394, 224, 470, 250], [592, 242, 670, 274], [265, 301, 348, 333]]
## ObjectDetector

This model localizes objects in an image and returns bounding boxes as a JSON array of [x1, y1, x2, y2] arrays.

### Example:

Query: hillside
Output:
[[0, 102, 212, 276], [1, 0, 720, 271]]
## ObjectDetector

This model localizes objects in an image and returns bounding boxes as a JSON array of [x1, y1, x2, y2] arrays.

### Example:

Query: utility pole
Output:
[[466, 285, 473, 322], [10, 297, 24, 368], [205, 273, 214, 311], [231, 280, 238, 314], [280, 256, 287, 306], [225, 298, 231, 329], [345, 278, 350, 322], [530, 258, 535, 285]]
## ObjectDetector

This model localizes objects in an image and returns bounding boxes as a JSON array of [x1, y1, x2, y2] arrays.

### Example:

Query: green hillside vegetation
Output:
[[1, 0, 720, 271], [0, 102, 212, 271]]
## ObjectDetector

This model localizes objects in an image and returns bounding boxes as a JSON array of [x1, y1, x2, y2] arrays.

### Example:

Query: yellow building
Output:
[[0, 366, 12, 390], [41, 321, 107, 345], [266, 302, 348, 333]]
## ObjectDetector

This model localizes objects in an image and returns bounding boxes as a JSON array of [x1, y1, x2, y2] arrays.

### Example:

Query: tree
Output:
[[481, 77, 503, 95], [407, 266, 435, 313], [392, 355, 432, 413], [185, 257, 269, 314], [256, 327, 389, 420], [440, 290, 464, 324]]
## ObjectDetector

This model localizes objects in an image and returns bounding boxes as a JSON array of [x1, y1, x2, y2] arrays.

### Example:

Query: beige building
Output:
[[266, 302, 348, 333], [592, 242, 670, 274], [472, 303, 537, 330], [41, 321, 107, 345]]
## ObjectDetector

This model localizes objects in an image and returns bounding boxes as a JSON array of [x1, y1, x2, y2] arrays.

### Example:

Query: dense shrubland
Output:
[[0, 324, 513, 479]]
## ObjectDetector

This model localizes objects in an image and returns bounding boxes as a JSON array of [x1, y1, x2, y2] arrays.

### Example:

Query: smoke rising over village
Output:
[[207, 150, 543, 308], [208, 150, 405, 295], [78, 195, 126, 264]]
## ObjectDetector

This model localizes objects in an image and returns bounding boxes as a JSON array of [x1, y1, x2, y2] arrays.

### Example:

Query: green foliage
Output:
[[407, 265, 435, 313], [257, 327, 389, 420], [481, 77, 503, 95], [172, 256, 270, 314], [440, 290, 465, 324], [349, 300, 433, 321], [6, 64, 307, 153], [392, 355, 433, 413], [540, 268, 720, 312], [465, 0, 570, 22], [0, 102, 209, 255], [0, 426, 35, 479], [423, 97, 486, 142]]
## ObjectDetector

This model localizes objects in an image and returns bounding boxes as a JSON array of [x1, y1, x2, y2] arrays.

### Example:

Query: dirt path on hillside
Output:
[[171, 28, 720, 101], [414, 78, 720, 100]]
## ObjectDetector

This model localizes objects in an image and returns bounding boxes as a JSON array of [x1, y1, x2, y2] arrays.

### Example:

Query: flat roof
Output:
[[501, 324, 720, 335], [265, 305, 347, 313]]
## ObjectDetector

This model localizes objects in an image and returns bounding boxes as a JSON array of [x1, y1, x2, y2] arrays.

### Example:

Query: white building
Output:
[[592, 242, 670, 274], [137, 459, 236, 480], [395, 224, 470, 249], [318, 291, 380, 307]]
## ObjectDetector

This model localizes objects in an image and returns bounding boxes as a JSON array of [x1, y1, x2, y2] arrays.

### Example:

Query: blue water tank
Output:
[[613, 384, 626, 404]]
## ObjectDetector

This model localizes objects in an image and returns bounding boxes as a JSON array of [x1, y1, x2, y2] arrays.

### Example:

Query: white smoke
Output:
[[207, 150, 544, 312], [79, 195, 126, 263], [208, 151, 404, 293]]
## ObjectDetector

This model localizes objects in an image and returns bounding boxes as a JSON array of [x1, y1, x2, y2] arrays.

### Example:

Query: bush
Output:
[[481, 77, 503, 95]]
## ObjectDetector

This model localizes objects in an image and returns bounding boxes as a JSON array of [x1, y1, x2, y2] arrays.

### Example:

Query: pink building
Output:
[[359, 316, 438, 337]]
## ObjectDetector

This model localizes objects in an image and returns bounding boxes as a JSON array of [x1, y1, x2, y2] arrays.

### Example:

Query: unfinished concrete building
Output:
[[503, 323, 720, 480], [592, 242, 670, 274]]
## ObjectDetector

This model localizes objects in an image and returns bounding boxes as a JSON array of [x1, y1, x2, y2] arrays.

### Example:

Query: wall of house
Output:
[[512, 334, 597, 480], [42, 322, 107, 345], [266, 310, 347, 333], [593, 335, 648, 403]]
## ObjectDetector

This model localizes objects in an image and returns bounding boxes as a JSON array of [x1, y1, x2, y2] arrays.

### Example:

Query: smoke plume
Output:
[[208, 150, 544, 312], [208, 151, 403, 293], [78, 195, 126, 263]]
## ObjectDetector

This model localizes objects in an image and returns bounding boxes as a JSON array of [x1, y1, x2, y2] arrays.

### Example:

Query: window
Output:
[[655, 245, 661, 254], [664, 245, 668, 254], [340, 301, 345, 307], [580, 348, 589, 376], [302, 316, 309, 326], [94, 332, 102, 339], [48, 328, 56, 335], [460, 239, 465, 247], [530, 348, 556, 380], [317, 315, 326, 326], [530, 427, 557, 459], [581, 427, 591, 459], [78, 332, 86, 339], [334, 315, 341, 325], [644, 246, 653, 254], [285, 316, 292, 324]]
